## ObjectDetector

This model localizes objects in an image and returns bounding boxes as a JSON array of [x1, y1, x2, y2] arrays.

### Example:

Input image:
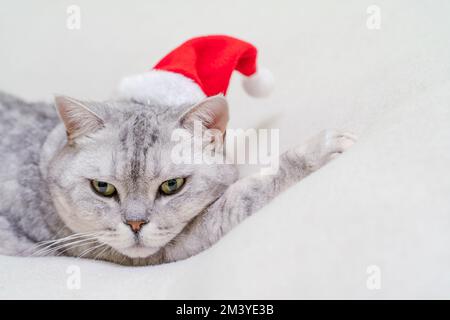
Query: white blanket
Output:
[[1, 0, 449, 299]]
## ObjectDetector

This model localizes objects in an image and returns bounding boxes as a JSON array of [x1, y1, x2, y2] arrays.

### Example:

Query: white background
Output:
[[0, 0, 450, 299]]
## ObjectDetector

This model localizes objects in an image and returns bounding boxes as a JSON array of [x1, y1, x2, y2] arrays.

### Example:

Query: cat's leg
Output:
[[163, 130, 356, 262]]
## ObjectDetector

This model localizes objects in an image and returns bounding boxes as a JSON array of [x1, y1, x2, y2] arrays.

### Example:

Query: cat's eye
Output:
[[91, 180, 117, 197], [160, 178, 185, 195]]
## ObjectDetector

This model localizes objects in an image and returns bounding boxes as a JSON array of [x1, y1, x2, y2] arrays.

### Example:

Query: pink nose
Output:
[[125, 220, 147, 233]]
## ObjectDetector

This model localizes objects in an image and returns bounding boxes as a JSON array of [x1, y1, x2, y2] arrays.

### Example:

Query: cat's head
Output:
[[47, 95, 238, 259]]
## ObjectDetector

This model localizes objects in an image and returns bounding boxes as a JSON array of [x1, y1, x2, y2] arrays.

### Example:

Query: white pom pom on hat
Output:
[[118, 35, 274, 106], [242, 67, 274, 98]]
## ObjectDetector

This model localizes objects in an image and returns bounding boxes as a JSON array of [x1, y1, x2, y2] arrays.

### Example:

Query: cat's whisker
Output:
[[31, 231, 102, 250], [34, 230, 117, 258], [51, 240, 102, 257], [35, 233, 117, 257], [31, 231, 113, 256], [93, 245, 112, 261], [77, 243, 108, 259], [119, 253, 128, 265], [42, 243, 97, 258], [32, 237, 101, 256], [31, 233, 97, 252]]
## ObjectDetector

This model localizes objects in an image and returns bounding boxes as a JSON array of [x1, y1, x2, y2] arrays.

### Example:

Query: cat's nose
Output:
[[125, 220, 147, 233]]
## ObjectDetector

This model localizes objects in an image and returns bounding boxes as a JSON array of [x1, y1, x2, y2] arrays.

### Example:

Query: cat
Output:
[[0, 91, 356, 266]]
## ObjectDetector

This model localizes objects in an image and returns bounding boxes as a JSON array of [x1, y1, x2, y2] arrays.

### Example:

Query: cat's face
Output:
[[47, 96, 238, 258]]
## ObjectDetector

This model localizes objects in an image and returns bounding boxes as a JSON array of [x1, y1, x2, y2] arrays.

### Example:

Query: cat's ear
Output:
[[54, 95, 104, 140], [179, 95, 229, 134]]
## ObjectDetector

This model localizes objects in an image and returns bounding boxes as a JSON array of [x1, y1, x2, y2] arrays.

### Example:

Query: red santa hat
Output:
[[118, 35, 274, 106]]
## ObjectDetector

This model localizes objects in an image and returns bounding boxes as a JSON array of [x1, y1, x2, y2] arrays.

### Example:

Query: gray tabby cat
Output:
[[0, 91, 355, 266]]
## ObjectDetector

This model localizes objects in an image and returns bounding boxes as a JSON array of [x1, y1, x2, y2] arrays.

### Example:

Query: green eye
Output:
[[91, 180, 117, 197], [160, 178, 185, 195]]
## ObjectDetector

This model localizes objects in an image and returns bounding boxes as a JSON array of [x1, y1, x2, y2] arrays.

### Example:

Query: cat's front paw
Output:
[[298, 129, 357, 171]]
